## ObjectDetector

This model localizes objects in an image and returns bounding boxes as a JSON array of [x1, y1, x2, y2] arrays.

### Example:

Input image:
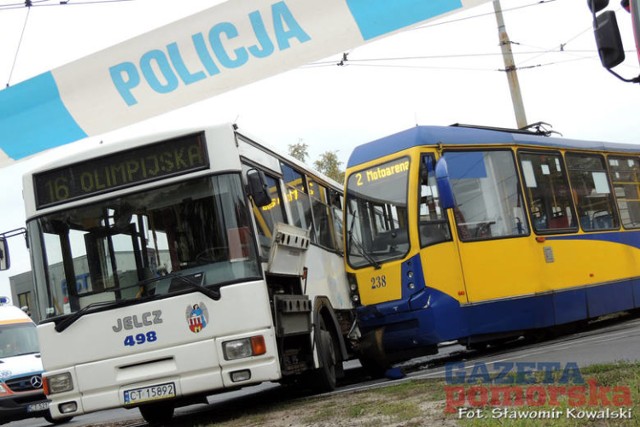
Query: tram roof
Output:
[[347, 125, 640, 168]]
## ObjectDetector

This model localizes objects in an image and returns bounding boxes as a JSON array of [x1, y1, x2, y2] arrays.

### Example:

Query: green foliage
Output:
[[287, 141, 345, 183], [313, 150, 345, 183], [288, 140, 308, 163]]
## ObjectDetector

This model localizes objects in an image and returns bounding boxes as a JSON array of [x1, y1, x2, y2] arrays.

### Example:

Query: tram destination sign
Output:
[[34, 133, 209, 209]]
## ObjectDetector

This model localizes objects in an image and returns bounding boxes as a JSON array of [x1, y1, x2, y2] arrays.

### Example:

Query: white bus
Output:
[[1, 123, 359, 423]]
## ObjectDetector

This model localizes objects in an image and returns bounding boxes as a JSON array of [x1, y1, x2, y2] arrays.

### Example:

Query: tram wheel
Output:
[[358, 356, 390, 379]]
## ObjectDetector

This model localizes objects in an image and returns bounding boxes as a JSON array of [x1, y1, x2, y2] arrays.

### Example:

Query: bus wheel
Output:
[[312, 317, 338, 392], [139, 402, 175, 424]]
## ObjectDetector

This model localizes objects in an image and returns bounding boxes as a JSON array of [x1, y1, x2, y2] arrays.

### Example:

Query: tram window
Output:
[[566, 153, 619, 231], [281, 163, 314, 236], [608, 156, 640, 229], [519, 152, 577, 233], [242, 164, 286, 255], [418, 154, 451, 246], [444, 150, 528, 241]]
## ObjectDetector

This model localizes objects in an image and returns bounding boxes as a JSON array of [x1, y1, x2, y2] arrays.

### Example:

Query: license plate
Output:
[[27, 401, 49, 412], [123, 382, 176, 405]]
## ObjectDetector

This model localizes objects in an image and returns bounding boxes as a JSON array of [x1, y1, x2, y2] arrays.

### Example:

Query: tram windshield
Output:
[[345, 158, 410, 268]]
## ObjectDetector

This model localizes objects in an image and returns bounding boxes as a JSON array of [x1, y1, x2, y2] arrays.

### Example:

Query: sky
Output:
[[0, 0, 638, 299]]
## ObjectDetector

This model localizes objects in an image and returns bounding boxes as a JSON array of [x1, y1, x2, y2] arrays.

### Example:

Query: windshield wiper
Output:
[[55, 300, 126, 333], [12, 351, 40, 357], [347, 210, 381, 270], [55, 271, 221, 333], [165, 272, 221, 301]]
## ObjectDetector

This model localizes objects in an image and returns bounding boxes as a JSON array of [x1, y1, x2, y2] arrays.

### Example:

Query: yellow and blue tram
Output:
[[344, 124, 640, 367]]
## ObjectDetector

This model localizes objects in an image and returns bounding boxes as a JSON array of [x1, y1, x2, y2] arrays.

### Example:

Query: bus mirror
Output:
[[594, 11, 626, 69], [588, 0, 609, 13], [246, 169, 272, 207], [0, 237, 10, 271], [435, 158, 455, 210]]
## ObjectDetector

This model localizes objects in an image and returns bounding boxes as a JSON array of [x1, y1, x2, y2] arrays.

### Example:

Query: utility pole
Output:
[[493, 0, 528, 129]]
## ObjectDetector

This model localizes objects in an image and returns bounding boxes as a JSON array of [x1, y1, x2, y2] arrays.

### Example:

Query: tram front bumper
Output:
[[357, 304, 439, 363]]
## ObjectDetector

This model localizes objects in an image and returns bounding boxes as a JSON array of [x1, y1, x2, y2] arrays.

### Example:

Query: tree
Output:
[[314, 151, 344, 183], [288, 140, 308, 163], [288, 141, 345, 183]]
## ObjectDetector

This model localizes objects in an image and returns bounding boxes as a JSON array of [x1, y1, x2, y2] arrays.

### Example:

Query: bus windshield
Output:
[[345, 158, 410, 268], [0, 323, 39, 358], [28, 174, 261, 320]]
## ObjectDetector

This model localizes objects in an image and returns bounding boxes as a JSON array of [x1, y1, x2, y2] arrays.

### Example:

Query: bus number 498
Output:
[[124, 331, 158, 347]]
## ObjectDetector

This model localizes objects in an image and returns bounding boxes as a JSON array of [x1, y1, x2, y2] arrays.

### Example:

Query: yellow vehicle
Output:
[[344, 124, 640, 369]]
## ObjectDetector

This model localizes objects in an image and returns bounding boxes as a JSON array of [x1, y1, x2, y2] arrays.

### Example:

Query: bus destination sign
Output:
[[34, 133, 209, 209]]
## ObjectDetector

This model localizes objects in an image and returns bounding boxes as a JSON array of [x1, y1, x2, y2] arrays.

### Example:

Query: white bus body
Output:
[[21, 124, 358, 423]]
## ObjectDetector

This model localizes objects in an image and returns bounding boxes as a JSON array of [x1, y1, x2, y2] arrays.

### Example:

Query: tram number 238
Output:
[[371, 275, 387, 289]]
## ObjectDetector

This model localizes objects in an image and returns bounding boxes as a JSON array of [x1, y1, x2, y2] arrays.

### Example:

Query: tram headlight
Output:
[[44, 372, 73, 395], [347, 273, 361, 306]]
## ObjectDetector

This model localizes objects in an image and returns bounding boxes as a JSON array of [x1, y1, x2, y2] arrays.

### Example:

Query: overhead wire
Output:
[[410, 0, 559, 31], [2, 0, 137, 86], [309, 0, 612, 74], [0, 0, 629, 82], [0, 0, 133, 10], [6, 3, 31, 87], [30, 0, 136, 7], [0, 0, 49, 10]]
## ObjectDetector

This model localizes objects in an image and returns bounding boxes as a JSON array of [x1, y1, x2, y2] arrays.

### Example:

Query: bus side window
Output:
[[419, 154, 451, 246], [308, 179, 337, 250], [242, 164, 286, 257], [608, 156, 640, 229], [281, 163, 313, 236], [329, 190, 344, 252], [566, 153, 619, 231]]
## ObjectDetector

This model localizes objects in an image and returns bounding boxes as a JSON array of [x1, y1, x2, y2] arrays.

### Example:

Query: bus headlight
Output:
[[44, 373, 73, 395], [222, 335, 266, 360]]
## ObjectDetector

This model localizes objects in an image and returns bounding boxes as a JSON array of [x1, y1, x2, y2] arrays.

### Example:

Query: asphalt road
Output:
[[7, 313, 640, 427]]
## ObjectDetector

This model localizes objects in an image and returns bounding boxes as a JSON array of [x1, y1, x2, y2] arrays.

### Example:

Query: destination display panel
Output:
[[34, 133, 209, 209]]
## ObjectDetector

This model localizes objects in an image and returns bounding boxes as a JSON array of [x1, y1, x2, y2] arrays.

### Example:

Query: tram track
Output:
[[70, 311, 640, 427]]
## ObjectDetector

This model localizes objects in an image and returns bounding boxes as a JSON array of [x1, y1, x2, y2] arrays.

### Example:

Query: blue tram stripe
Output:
[[358, 274, 640, 349]]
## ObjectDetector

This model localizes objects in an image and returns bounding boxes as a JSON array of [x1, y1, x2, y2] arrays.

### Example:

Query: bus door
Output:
[[442, 150, 541, 320]]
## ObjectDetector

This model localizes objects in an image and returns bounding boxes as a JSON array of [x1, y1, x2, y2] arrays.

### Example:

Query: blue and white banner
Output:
[[0, 0, 489, 161]]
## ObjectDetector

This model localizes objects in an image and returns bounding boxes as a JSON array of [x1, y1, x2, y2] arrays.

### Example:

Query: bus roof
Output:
[[347, 125, 640, 168]]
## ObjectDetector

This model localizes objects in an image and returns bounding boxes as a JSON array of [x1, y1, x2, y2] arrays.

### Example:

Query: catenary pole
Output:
[[493, 0, 528, 128]]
